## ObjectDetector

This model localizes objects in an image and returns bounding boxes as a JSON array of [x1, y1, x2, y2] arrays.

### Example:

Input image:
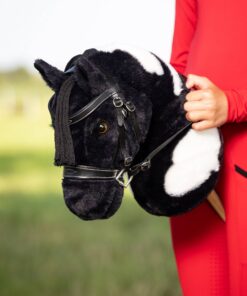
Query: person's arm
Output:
[[170, 0, 247, 123], [223, 89, 247, 122], [169, 0, 197, 76]]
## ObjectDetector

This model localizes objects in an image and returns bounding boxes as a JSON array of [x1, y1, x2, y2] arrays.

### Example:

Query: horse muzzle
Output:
[[62, 178, 124, 220]]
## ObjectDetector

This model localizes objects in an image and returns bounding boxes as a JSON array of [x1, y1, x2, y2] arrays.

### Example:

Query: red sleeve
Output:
[[223, 89, 247, 122], [169, 0, 198, 76], [169, 1, 247, 123]]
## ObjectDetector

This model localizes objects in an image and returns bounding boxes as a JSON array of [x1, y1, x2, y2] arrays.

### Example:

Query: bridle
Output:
[[61, 69, 192, 188]]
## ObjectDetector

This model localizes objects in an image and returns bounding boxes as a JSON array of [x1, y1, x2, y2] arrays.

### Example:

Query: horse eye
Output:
[[97, 120, 109, 135]]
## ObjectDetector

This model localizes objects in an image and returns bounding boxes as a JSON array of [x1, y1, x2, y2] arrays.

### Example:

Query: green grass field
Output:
[[0, 71, 182, 296]]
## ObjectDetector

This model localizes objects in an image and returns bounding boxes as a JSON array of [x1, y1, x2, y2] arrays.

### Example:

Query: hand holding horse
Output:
[[184, 74, 229, 131]]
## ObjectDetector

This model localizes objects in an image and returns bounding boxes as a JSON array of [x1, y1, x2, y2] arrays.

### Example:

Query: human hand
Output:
[[184, 74, 229, 131]]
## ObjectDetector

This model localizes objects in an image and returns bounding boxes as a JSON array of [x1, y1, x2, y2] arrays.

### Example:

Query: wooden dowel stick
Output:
[[207, 190, 226, 222]]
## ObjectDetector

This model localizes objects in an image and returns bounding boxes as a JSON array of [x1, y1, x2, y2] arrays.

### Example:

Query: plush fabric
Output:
[[34, 44, 223, 220]]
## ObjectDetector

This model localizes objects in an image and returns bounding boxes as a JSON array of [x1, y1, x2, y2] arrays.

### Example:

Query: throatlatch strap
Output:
[[54, 76, 76, 166]]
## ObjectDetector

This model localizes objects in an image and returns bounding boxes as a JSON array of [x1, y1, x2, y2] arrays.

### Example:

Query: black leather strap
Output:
[[63, 122, 192, 183], [63, 165, 119, 179], [143, 122, 192, 161], [129, 110, 142, 142], [129, 122, 192, 176], [69, 87, 120, 125]]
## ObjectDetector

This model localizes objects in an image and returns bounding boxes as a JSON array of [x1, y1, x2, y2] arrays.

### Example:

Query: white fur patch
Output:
[[164, 128, 221, 197], [99, 43, 164, 75], [166, 63, 183, 96]]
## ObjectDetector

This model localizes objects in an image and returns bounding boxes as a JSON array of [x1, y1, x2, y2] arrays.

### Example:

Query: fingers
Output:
[[186, 74, 212, 90], [184, 74, 218, 131], [185, 88, 213, 101], [185, 110, 217, 131], [185, 110, 212, 122], [184, 99, 212, 111], [191, 120, 213, 131], [184, 89, 216, 123]]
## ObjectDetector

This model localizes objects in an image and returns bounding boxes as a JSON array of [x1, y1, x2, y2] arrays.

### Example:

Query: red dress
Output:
[[169, 0, 247, 295]]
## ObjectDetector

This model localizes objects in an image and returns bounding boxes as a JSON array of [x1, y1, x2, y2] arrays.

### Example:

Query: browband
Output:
[[69, 87, 120, 125]]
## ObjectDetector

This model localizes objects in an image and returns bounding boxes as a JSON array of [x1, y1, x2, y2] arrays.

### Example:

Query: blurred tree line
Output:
[[0, 68, 51, 118]]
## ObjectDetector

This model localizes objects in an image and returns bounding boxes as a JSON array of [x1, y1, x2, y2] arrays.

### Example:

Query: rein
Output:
[[59, 75, 192, 188]]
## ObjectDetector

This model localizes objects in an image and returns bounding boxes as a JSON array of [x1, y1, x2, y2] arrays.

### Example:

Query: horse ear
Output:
[[34, 59, 66, 92], [75, 57, 109, 96]]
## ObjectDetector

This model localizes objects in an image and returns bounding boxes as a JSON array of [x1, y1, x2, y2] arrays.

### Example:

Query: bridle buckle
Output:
[[115, 169, 133, 188], [125, 101, 136, 112], [124, 156, 133, 167], [140, 160, 151, 171], [113, 96, 124, 107]]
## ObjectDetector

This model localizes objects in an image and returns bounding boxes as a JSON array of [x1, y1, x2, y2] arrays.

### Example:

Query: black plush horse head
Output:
[[34, 44, 223, 220]]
